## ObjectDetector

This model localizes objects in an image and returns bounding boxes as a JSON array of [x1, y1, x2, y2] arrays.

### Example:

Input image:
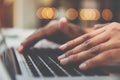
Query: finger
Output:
[[17, 20, 61, 53], [94, 23, 110, 30], [60, 33, 120, 65], [88, 39, 120, 55], [17, 28, 47, 53], [79, 48, 120, 70], [59, 17, 70, 36], [59, 41, 113, 65], [58, 30, 108, 61], [59, 27, 106, 51], [59, 17, 85, 39], [59, 51, 94, 65], [59, 17, 68, 27]]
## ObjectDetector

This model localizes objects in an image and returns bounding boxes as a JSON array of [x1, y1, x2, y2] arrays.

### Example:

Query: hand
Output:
[[58, 22, 120, 70], [94, 23, 110, 30], [17, 18, 85, 53]]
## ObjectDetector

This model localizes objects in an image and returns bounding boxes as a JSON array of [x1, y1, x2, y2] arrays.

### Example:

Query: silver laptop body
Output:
[[0, 30, 120, 80]]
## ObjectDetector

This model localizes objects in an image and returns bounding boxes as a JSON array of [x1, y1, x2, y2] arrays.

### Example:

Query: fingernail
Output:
[[79, 63, 87, 70], [60, 58, 69, 65], [17, 45, 24, 53], [59, 44, 67, 51], [58, 54, 66, 61]]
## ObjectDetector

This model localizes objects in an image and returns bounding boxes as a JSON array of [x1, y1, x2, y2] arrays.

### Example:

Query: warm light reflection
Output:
[[36, 7, 57, 19], [66, 8, 78, 20], [79, 9, 100, 20], [102, 9, 113, 21], [41, 8, 48, 19]]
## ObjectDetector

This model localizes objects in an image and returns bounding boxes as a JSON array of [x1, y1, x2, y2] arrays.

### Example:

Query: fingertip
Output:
[[16, 45, 24, 53], [59, 44, 68, 51], [79, 63, 88, 70], [60, 58, 69, 65], [57, 54, 66, 61], [59, 17, 68, 26]]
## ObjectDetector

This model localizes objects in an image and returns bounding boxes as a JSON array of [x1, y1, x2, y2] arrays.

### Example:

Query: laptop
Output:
[[0, 30, 120, 80]]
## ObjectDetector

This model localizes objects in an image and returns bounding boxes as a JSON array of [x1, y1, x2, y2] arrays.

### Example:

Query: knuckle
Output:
[[107, 27, 120, 36], [84, 40, 90, 44], [110, 26, 119, 31], [108, 22, 120, 31], [83, 40, 92, 49], [82, 34, 91, 40], [111, 22, 119, 25], [90, 46, 101, 55]]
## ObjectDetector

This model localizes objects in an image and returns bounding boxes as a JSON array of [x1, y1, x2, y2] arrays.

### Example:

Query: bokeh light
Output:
[[79, 9, 100, 20], [102, 9, 113, 21], [36, 7, 57, 19], [66, 8, 78, 20]]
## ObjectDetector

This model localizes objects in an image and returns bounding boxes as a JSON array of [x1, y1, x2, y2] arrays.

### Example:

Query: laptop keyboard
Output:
[[23, 48, 109, 77]]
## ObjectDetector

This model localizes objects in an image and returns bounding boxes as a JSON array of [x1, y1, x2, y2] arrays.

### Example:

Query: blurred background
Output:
[[0, 0, 120, 29]]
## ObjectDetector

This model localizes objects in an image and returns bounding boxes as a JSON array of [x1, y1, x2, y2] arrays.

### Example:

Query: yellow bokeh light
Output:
[[41, 8, 48, 19], [66, 8, 78, 20], [79, 9, 100, 20], [36, 7, 57, 19], [46, 8, 55, 19], [36, 7, 43, 19], [102, 9, 113, 21], [95, 9, 100, 20]]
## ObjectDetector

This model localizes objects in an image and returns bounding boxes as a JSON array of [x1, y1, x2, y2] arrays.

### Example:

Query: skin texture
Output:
[[17, 18, 86, 53], [17, 17, 112, 70], [58, 22, 120, 70]]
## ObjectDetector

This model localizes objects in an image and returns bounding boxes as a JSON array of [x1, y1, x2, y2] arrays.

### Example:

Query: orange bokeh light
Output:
[[36, 7, 57, 19], [80, 9, 100, 20], [102, 9, 113, 21], [66, 8, 78, 20]]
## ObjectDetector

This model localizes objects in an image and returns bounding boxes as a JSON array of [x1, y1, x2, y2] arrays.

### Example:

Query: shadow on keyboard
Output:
[[23, 48, 109, 77]]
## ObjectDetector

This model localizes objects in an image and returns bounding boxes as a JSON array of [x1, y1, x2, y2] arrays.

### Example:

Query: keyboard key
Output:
[[49, 54, 82, 76], [23, 54, 40, 77], [29, 54, 54, 77], [40, 55, 68, 76], [23, 48, 109, 77]]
